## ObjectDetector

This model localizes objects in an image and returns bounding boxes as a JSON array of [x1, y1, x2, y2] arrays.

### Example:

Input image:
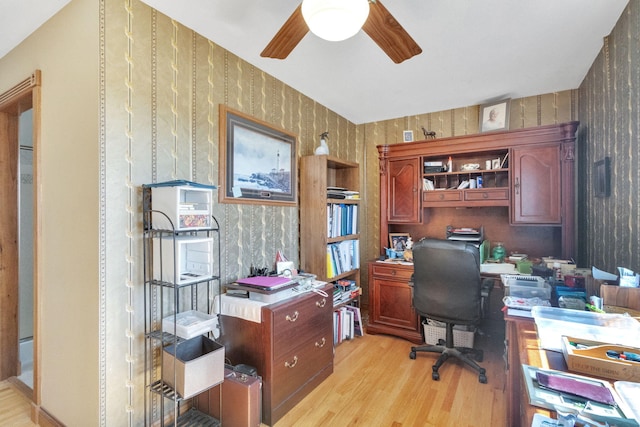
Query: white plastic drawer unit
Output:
[[153, 236, 214, 285], [150, 185, 213, 231]]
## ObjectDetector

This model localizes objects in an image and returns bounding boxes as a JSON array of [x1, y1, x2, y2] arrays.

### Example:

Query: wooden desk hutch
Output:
[[367, 123, 580, 421]]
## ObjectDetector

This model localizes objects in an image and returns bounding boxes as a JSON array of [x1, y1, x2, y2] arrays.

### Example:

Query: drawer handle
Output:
[[316, 298, 326, 308], [285, 356, 298, 368], [482, 192, 488, 199], [315, 337, 326, 348], [286, 311, 299, 322]]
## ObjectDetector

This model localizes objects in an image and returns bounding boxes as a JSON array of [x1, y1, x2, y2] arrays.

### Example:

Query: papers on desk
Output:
[[522, 365, 639, 426]]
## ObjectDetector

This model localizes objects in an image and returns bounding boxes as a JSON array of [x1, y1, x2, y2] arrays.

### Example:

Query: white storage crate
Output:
[[153, 236, 214, 285], [422, 320, 475, 348], [162, 310, 217, 339], [502, 275, 551, 300], [150, 184, 213, 230]]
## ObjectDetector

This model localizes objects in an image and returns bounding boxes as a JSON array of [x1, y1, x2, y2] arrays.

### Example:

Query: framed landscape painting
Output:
[[219, 105, 297, 206]]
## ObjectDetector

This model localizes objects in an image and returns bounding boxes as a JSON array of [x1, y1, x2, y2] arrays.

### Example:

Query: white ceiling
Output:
[[1, 0, 629, 124]]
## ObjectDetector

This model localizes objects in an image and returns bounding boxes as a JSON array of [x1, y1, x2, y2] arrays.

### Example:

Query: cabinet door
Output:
[[387, 158, 420, 223], [367, 264, 422, 343], [511, 144, 561, 224]]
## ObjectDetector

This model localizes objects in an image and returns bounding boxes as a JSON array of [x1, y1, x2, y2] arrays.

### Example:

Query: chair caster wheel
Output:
[[432, 371, 440, 381], [479, 374, 487, 384], [409, 351, 416, 360], [475, 350, 484, 362]]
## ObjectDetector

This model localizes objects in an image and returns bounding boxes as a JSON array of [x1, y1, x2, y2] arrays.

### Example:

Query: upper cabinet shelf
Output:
[[377, 122, 579, 259]]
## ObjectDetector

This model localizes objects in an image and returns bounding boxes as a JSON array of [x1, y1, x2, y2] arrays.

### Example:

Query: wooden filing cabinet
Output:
[[219, 285, 333, 425], [366, 262, 423, 344]]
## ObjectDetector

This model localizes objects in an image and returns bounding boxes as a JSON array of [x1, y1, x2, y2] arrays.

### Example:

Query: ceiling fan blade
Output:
[[261, 5, 309, 59], [362, 0, 422, 64]]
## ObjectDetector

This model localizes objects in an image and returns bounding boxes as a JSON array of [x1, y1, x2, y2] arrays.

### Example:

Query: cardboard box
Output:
[[163, 335, 225, 398], [561, 336, 640, 381]]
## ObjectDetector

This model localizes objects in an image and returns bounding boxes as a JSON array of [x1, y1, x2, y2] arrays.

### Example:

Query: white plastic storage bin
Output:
[[150, 184, 213, 230], [503, 275, 551, 300], [422, 320, 475, 348], [532, 306, 640, 351], [153, 236, 214, 285], [162, 310, 217, 339]]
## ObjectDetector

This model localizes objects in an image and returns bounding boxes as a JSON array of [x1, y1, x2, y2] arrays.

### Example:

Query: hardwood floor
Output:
[[275, 290, 507, 427], [0, 290, 507, 427], [0, 381, 36, 427], [276, 289, 506, 427]]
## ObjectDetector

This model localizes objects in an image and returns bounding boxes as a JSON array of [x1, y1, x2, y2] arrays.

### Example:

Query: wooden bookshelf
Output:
[[300, 155, 360, 295]]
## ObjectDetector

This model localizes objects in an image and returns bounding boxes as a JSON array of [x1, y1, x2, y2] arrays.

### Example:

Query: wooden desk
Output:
[[505, 314, 568, 426]]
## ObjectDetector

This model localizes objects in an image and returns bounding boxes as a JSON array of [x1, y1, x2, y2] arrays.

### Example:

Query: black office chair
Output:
[[409, 238, 488, 384]]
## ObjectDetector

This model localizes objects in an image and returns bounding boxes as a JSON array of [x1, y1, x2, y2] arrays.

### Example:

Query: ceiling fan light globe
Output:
[[301, 0, 370, 42]]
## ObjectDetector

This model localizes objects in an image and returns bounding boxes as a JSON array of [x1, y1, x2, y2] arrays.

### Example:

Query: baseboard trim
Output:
[[33, 404, 65, 427]]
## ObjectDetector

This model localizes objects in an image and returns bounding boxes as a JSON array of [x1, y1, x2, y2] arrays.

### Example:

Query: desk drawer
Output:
[[423, 190, 463, 203], [270, 294, 332, 359], [371, 264, 413, 281], [464, 188, 509, 202], [271, 336, 333, 405]]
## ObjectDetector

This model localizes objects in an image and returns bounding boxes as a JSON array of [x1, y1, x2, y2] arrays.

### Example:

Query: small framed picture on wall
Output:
[[403, 130, 414, 142], [479, 99, 510, 132]]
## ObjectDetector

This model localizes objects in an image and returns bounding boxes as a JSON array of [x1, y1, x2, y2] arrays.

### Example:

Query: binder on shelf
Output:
[[326, 240, 360, 278], [327, 203, 358, 238]]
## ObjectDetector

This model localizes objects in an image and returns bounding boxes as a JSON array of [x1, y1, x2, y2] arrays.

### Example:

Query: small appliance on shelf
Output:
[[445, 225, 484, 247]]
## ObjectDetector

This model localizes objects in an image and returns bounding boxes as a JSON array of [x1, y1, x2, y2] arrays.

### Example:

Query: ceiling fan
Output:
[[261, 0, 422, 64]]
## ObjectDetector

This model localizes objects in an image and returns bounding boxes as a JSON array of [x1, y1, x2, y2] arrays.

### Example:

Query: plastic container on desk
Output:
[[532, 306, 640, 352]]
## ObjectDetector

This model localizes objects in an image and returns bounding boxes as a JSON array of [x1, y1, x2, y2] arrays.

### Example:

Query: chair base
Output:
[[409, 323, 487, 384]]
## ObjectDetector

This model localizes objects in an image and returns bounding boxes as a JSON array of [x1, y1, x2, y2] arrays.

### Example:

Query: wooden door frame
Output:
[[0, 71, 41, 406]]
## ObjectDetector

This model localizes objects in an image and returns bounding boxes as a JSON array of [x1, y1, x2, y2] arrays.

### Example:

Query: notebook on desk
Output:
[[235, 276, 295, 291]]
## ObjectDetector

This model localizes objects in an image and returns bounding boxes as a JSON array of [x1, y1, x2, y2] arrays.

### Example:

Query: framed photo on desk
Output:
[[389, 233, 410, 251]]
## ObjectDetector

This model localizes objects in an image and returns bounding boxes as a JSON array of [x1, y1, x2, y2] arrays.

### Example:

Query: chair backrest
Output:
[[412, 238, 482, 325]]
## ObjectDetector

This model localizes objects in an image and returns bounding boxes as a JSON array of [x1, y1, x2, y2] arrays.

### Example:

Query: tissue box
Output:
[[561, 336, 640, 381], [163, 335, 225, 398]]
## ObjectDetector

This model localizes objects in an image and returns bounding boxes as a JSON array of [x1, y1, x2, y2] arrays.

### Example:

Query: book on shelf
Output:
[[333, 282, 361, 306], [500, 152, 509, 169], [327, 187, 359, 200], [424, 161, 443, 166], [333, 304, 363, 344], [327, 240, 360, 278], [327, 203, 358, 238], [423, 178, 435, 191]]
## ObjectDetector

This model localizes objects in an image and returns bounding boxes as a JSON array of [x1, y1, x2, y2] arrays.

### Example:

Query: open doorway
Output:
[[0, 72, 40, 404], [17, 108, 34, 389]]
